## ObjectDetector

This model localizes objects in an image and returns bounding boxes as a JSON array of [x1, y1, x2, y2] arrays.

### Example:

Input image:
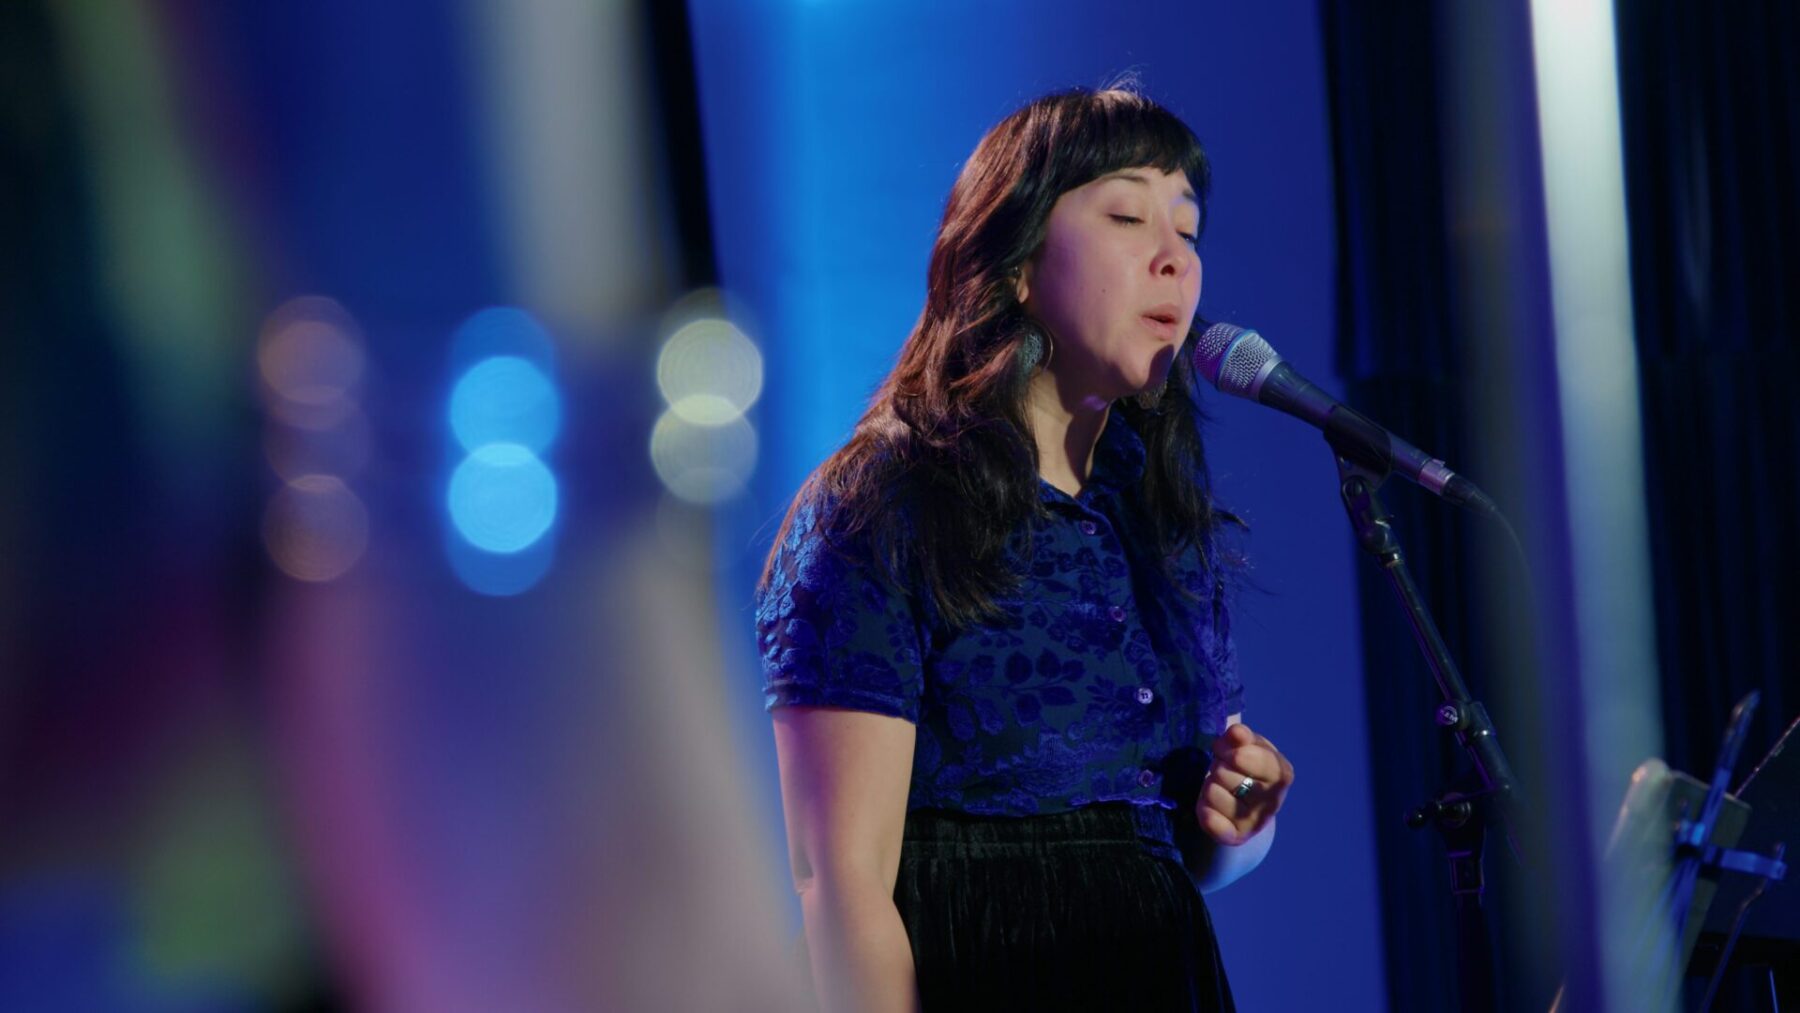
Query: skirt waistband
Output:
[[902, 802, 1180, 854]]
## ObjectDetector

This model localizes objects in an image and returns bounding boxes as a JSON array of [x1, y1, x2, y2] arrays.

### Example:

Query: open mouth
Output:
[[1142, 308, 1182, 337], [1142, 303, 1183, 330]]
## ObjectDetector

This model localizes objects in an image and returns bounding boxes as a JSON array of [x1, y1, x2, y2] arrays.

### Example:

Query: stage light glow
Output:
[[1531, 3, 1663, 1008], [649, 411, 757, 504], [258, 297, 365, 432], [263, 475, 370, 582], [656, 317, 763, 425], [447, 443, 558, 553], [449, 355, 562, 453]]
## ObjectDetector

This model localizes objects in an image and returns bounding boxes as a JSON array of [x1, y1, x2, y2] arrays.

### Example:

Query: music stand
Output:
[[1551, 693, 1787, 1012], [1690, 712, 1800, 1010]]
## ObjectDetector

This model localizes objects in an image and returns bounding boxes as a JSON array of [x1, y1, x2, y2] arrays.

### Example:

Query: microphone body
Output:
[[1192, 322, 1498, 517]]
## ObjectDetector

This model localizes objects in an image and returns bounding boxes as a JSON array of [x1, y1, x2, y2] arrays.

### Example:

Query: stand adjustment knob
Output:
[[1406, 797, 1474, 830]]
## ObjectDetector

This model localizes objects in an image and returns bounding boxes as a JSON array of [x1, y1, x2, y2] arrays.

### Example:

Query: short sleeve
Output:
[[754, 490, 926, 722]]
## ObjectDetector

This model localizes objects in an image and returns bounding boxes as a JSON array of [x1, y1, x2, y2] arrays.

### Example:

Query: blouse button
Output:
[[1079, 520, 1098, 536], [1136, 686, 1155, 705], [1108, 605, 1127, 623], [1137, 768, 1157, 787]]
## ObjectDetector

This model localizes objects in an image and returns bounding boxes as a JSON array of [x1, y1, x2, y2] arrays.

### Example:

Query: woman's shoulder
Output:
[[765, 457, 925, 593], [755, 473, 935, 677], [784, 460, 913, 545]]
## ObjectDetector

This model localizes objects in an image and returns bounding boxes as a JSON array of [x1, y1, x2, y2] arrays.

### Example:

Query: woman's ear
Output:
[[1012, 262, 1033, 306]]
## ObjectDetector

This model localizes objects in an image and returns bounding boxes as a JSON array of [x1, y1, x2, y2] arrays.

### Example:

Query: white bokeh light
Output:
[[649, 410, 757, 504], [655, 317, 763, 426]]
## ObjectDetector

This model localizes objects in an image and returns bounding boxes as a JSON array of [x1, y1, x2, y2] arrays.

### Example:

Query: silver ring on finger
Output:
[[1232, 776, 1256, 800]]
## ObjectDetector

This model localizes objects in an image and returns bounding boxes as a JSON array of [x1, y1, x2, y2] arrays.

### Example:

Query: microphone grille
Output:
[[1193, 321, 1279, 398]]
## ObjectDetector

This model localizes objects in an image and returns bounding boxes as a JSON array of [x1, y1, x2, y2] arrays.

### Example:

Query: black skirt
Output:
[[894, 802, 1235, 1012]]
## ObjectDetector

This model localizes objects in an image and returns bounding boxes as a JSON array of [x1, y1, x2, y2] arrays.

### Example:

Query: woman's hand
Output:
[[1197, 722, 1294, 846]]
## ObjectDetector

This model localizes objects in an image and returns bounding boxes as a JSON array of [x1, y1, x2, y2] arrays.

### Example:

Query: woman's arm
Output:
[[773, 706, 920, 1013]]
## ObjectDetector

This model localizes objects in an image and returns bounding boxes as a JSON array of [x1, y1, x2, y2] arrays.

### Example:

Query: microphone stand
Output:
[[1328, 426, 1525, 1013]]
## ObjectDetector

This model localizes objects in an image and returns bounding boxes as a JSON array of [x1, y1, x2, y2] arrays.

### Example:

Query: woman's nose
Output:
[[1155, 234, 1193, 278]]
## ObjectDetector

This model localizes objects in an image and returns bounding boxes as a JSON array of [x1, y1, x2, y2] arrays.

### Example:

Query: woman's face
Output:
[[1017, 166, 1202, 403]]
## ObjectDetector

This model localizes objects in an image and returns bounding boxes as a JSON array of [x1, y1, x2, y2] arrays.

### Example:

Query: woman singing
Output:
[[755, 85, 1296, 1012]]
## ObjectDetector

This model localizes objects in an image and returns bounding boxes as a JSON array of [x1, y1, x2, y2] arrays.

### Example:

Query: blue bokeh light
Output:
[[448, 355, 562, 453], [446, 526, 556, 597], [447, 443, 558, 553]]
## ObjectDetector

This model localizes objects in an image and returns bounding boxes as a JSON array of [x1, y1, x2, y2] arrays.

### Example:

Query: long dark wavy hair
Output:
[[761, 85, 1230, 631]]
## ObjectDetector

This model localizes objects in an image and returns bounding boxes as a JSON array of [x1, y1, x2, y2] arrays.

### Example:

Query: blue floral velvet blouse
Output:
[[755, 414, 1243, 817]]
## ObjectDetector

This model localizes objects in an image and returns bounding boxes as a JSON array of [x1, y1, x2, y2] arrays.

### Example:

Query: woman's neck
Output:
[[1026, 371, 1111, 498]]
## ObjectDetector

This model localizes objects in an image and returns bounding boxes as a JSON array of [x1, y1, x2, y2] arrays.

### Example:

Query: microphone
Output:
[[1191, 322, 1499, 518]]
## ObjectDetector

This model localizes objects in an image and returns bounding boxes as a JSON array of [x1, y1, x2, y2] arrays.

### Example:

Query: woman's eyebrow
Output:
[[1098, 170, 1198, 206]]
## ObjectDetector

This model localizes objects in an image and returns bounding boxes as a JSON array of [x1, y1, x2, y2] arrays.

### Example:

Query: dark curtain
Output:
[[1326, 0, 1800, 1009], [1617, 2, 1800, 782], [1618, 3, 1800, 1008]]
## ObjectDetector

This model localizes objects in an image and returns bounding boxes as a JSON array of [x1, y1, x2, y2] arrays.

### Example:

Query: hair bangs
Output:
[[1044, 89, 1213, 236]]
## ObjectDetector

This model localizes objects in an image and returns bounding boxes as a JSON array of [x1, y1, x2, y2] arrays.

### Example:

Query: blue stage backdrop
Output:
[[689, 3, 1387, 1008]]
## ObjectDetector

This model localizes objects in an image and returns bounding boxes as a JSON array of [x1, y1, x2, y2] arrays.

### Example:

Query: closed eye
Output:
[[1113, 214, 1200, 250]]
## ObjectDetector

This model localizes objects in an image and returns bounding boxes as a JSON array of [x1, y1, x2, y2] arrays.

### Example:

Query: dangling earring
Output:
[[1134, 380, 1166, 410], [1017, 324, 1054, 375]]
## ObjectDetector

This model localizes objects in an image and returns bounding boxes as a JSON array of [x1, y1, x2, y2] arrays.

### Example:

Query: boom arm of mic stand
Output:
[[1330, 438, 1527, 866]]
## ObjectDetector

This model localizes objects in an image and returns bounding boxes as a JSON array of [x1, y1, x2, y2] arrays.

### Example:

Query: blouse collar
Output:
[[1037, 407, 1149, 504]]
